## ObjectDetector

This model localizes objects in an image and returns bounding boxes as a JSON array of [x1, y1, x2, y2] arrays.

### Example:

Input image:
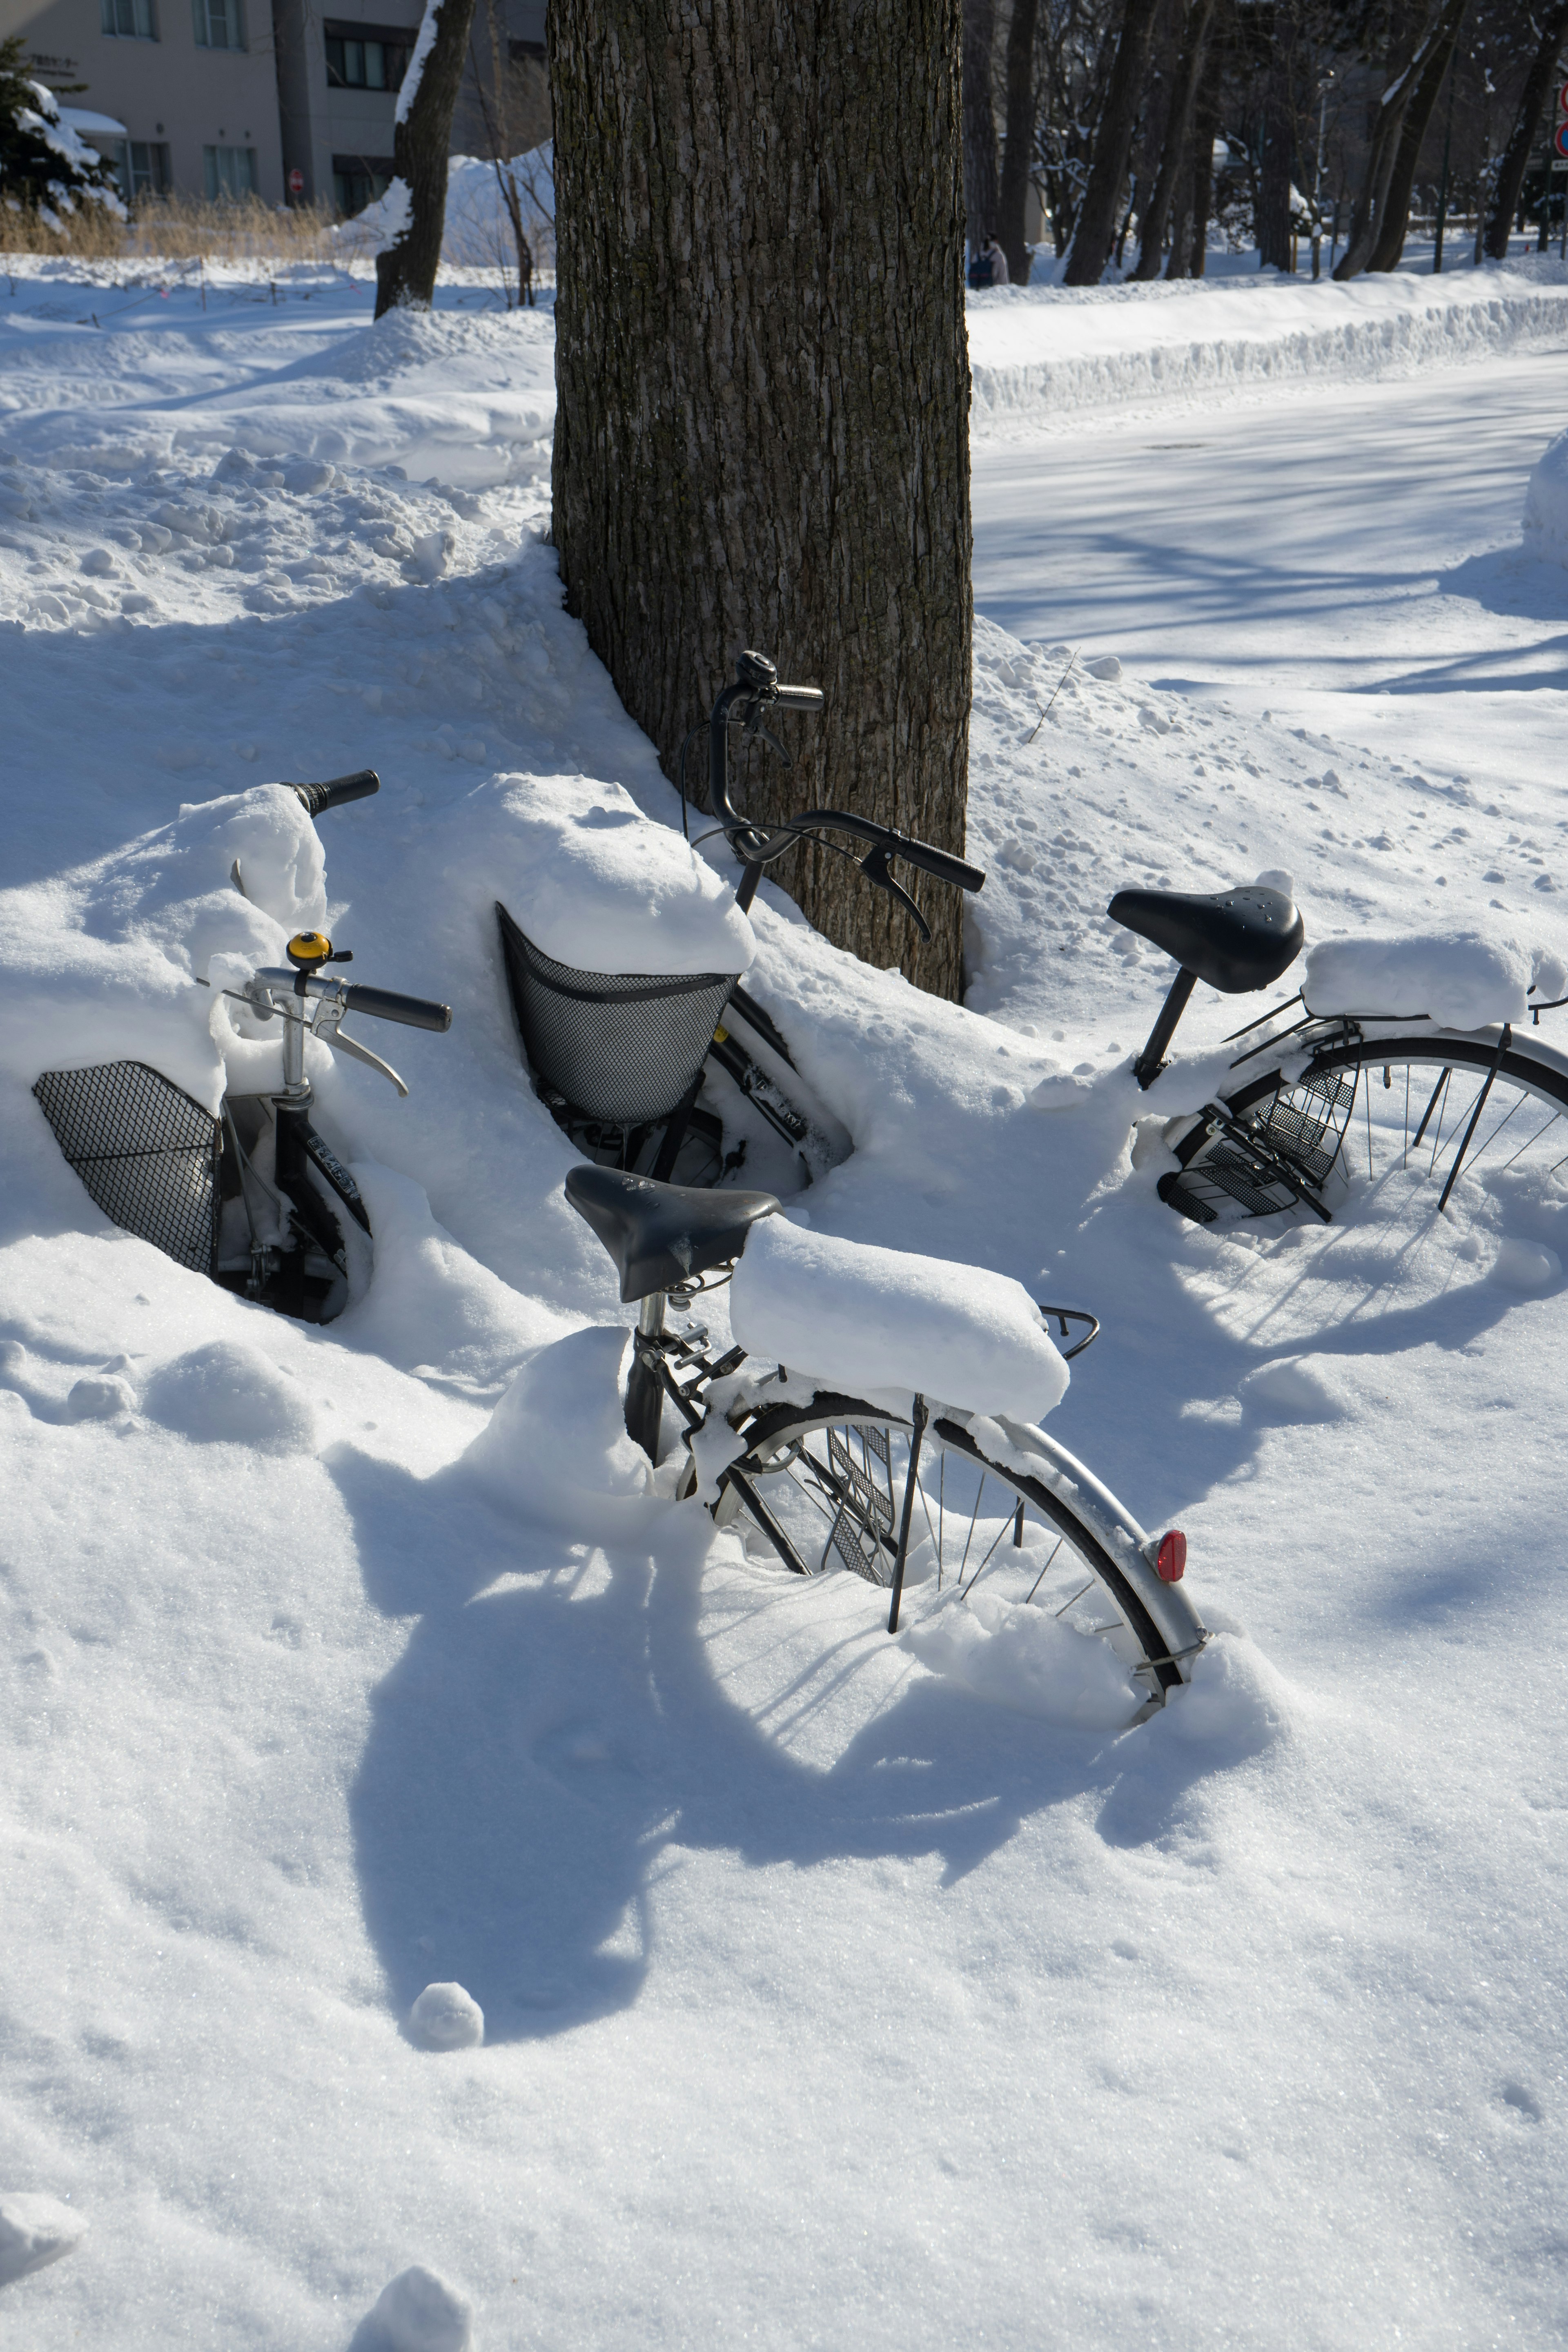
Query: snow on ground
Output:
[[967, 251, 1568, 429], [1, 261, 1567, 2349]]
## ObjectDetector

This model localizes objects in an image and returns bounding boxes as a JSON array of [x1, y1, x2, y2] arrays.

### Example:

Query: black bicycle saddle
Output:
[[1107, 883, 1304, 994], [565, 1165, 780, 1301]]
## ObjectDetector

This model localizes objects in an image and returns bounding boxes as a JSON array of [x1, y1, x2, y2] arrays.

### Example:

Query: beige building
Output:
[[3, 0, 548, 214], [3, 0, 287, 203]]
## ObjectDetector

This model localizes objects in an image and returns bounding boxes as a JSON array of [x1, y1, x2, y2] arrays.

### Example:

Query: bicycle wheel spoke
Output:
[[959, 1515, 1013, 1599], [1024, 1534, 1065, 1605]]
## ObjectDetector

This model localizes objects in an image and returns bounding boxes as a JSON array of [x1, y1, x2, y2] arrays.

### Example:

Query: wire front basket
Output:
[[33, 1060, 222, 1276], [497, 901, 739, 1126]]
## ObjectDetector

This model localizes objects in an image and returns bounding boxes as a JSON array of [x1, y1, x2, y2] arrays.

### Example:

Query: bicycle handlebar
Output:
[[342, 982, 452, 1032], [286, 769, 381, 818], [706, 653, 985, 916]]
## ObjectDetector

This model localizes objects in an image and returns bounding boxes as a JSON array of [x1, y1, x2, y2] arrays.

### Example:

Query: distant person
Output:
[[967, 235, 1009, 290]]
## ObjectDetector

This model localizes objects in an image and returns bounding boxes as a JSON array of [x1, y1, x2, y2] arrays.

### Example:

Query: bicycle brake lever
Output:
[[859, 843, 932, 942], [322, 1024, 410, 1096]]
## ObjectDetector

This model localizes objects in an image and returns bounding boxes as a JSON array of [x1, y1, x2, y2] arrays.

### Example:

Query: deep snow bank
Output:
[[967, 261, 1568, 432]]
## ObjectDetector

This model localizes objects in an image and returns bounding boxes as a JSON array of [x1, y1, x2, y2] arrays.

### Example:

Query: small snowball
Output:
[[141, 1340, 316, 1454], [63, 1374, 134, 1422], [1490, 1238, 1561, 1294], [0, 2191, 89, 2285], [1254, 868, 1294, 895], [409, 1982, 484, 2050], [363, 2264, 474, 2352], [283, 458, 334, 494], [80, 547, 116, 576], [1086, 655, 1121, 681]]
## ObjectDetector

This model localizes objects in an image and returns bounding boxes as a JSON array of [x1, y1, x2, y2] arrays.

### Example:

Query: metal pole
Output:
[[1312, 83, 1328, 279], [1434, 63, 1456, 272]]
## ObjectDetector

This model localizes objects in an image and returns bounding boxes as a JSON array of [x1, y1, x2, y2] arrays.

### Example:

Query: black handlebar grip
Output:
[[343, 983, 452, 1032], [287, 769, 381, 818], [772, 684, 825, 711], [892, 835, 987, 894]]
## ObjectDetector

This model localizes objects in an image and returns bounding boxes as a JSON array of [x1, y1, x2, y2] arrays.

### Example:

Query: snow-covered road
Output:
[[972, 340, 1568, 806]]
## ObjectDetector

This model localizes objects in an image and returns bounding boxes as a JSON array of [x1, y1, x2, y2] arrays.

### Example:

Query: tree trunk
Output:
[[1368, 4, 1468, 269], [1063, 0, 1165, 285], [1174, 82, 1219, 274], [964, 0, 1001, 249], [1335, 0, 1466, 279], [1133, 0, 1216, 277], [998, 0, 1042, 283], [549, 0, 973, 1001], [1486, 0, 1568, 259], [1255, 0, 1297, 271], [374, 0, 479, 316]]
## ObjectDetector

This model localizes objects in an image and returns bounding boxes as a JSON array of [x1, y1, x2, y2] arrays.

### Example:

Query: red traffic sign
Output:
[[1559, 80, 1568, 114], [288, 166, 304, 196], [1555, 120, 1568, 157]]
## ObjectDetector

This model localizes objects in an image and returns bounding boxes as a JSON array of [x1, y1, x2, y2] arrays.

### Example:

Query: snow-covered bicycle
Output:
[[564, 1158, 1207, 1716], [1107, 882, 1568, 1231]]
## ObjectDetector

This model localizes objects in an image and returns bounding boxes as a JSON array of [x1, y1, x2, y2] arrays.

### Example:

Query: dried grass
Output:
[[0, 192, 340, 264]]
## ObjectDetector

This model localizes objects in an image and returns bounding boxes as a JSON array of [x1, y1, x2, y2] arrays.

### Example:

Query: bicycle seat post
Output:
[[1133, 967, 1198, 1091], [626, 1289, 667, 1461]]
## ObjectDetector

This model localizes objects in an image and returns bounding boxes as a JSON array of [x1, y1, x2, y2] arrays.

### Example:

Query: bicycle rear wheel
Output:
[[705, 1391, 1206, 1710], [1161, 1031, 1568, 1227]]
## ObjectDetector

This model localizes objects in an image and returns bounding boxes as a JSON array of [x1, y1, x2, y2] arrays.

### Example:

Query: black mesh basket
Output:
[[33, 1060, 222, 1277], [497, 901, 739, 1125]]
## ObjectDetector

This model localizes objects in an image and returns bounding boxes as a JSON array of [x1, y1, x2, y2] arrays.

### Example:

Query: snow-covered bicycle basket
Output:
[[493, 773, 757, 1130], [497, 906, 738, 1125], [33, 1061, 222, 1276]]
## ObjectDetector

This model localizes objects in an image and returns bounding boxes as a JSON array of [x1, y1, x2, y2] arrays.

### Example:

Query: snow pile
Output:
[[0, 305, 555, 487], [1522, 423, 1568, 566], [361, 2265, 474, 2351], [0, 2192, 88, 2285], [490, 771, 756, 975], [341, 145, 555, 276], [967, 263, 1568, 433], [1303, 928, 1535, 1027], [904, 1588, 1142, 1727], [728, 1216, 1070, 1419], [461, 1323, 655, 1535], [0, 782, 325, 1111]]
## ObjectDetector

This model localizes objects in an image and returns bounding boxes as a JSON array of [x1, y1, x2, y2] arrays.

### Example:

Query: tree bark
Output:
[[1133, 0, 1216, 277], [998, 0, 1042, 282], [1368, 4, 1468, 270], [1063, 0, 1165, 285], [549, 0, 973, 1001], [374, 0, 479, 317], [964, 0, 1002, 249], [1486, 0, 1568, 258]]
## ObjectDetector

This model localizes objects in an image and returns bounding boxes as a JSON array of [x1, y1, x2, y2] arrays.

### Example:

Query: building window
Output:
[[324, 21, 410, 91], [192, 0, 245, 48], [203, 143, 258, 198], [101, 0, 158, 35], [115, 138, 170, 200], [331, 152, 394, 216]]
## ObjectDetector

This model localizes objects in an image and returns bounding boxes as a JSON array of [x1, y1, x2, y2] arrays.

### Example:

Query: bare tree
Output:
[[998, 0, 1044, 280], [1485, 0, 1568, 255], [464, 0, 537, 305], [375, 0, 481, 317], [1064, 0, 1166, 283], [549, 0, 973, 1000], [1133, 0, 1218, 274], [1334, 0, 1469, 277], [965, 0, 1003, 252]]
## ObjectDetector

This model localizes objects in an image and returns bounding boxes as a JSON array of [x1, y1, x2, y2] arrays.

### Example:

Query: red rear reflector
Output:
[[1156, 1530, 1187, 1583]]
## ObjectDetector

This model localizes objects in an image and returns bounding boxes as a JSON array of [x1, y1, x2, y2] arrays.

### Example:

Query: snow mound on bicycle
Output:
[[1303, 929, 1566, 1032], [0, 780, 328, 1114], [728, 1216, 1070, 1421], [488, 771, 756, 977]]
